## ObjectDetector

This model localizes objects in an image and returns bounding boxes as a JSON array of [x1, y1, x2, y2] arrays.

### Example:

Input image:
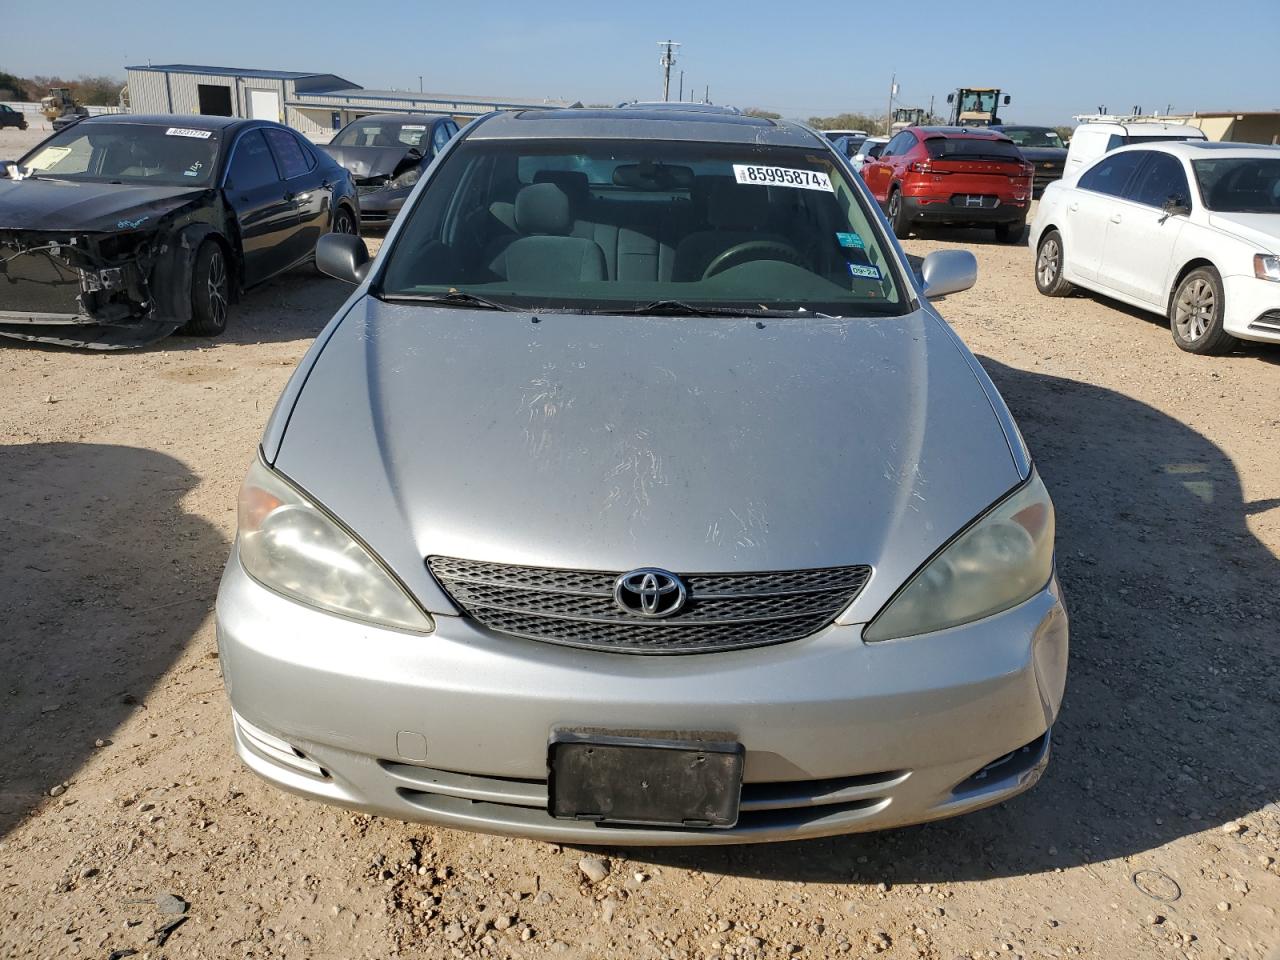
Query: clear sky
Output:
[[4, 0, 1278, 124]]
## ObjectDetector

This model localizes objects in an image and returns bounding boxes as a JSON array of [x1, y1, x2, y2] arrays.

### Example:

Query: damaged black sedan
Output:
[[321, 113, 458, 227], [0, 114, 359, 349]]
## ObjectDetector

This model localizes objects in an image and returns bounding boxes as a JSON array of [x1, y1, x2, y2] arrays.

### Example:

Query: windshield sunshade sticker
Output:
[[166, 127, 213, 139], [848, 263, 882, 281], [27, 146, 72, 170], [732, 164, 833, 192], [836, 231, 865, 250]]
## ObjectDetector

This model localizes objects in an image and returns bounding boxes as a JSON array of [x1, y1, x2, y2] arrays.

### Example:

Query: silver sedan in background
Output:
[[216, 107, 1068, 844]]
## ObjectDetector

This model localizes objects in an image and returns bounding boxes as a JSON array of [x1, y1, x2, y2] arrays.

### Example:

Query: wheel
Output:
[[994, 219, 1026, 244], [887, 189, 911, 239], [331, 204, 357, 237], [1034, 229, 1073, 297], [1170, 266, 1236, 355], [179, 241, 230, 337]]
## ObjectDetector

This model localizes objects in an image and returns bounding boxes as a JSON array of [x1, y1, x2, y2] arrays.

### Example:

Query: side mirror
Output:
[[0, 160, 12, 178], [946, 93, 955, 104], [920, 249, 978, 299], [1162, 195, 1191, 217], [316, 232, 371, 284], [1003, 95, 1012, 105]]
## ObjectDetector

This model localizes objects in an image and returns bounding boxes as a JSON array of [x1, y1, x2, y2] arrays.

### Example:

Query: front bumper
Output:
[[354, 188, 409, 227], [902, 196, 1029, 226], [1222, 274, 1280, 343], [216, 552, 1069, 845]]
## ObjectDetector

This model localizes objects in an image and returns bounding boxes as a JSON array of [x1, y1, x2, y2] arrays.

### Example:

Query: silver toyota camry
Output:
[[216, 107, 1068, 844]]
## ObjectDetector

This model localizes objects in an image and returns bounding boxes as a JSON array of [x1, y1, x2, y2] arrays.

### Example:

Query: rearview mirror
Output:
[[1162, 195, 1191, 218], [316, 232, 371, 284], [920, 250, 978, 299]]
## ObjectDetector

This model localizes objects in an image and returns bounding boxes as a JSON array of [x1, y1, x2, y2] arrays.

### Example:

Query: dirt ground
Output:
[[1, 124, 1277, 960]]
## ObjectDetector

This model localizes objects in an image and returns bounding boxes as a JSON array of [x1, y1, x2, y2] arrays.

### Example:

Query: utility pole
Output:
[[927, 94, 934, 123], [418, 76, 423, 93], [658, 40, 681, 101], [704, 84, 709, 104], [678, 70, 683, 102], [887, 72, 898, 133]]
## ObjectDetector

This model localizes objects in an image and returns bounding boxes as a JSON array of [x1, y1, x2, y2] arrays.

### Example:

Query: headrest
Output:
[[708, 179, 772, 230], [532, 170, 589, 207], [514, 182, 572, 236]]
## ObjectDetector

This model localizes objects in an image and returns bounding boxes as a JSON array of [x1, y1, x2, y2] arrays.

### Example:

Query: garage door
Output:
[[248, 90, 280, 122]]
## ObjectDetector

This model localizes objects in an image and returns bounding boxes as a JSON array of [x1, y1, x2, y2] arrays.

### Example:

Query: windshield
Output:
[[19, 123, 220, 186], [334, 119, 430, 149], [959, 91, 997, 114], [378, 138, 906, 316], [999, 127, 1063, 149], [1192, 156, 1280, 213]]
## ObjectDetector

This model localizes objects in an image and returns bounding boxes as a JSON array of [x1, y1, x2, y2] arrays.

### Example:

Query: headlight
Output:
[[864, 470, 1055, 642], [391, 166, 422, 189], [1254, 254, 1280, 282], [236, 456, 433, 632]]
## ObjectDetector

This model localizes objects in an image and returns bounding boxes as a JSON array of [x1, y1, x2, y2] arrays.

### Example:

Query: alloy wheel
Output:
[[1037, 239, 1060, 288], [207, 249, 228, 328], [334, 209, 355, 234], [1174, 277, 1215, 342]]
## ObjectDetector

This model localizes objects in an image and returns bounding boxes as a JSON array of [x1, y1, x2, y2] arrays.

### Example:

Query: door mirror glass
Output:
[[920, 250, 978, 299], [316, 232, 371, 284]]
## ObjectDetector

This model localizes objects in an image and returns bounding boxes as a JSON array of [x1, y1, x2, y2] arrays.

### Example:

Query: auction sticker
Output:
[[848, 263, 882, 280], [733, 164, 832, 191], [27, 146, 72, 170], [166, 127, 213, 139]]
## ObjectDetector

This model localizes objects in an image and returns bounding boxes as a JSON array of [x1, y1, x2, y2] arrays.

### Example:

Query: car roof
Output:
[[341, 112, 452, 124], [911, 126, 1013, 141], [1075, 120, 1204, 136], [619, 101, 742, 115], [467, 108, 823, 147], [1110, 139, 1280, 160], [79, 113, 254, 132]]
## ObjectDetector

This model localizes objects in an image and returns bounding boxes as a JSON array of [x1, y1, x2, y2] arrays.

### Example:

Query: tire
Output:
[[994, 219, 1026, 244], [1034, 229, 1073, 297], [331, 204, 357, 237], [179, 240, 230, 337], [887, 189, 911, 239], [1169, 266, 1236, 355]]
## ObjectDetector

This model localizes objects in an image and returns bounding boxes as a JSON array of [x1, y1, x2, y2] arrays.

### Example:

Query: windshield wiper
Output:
[[379, 291, 519, 312], [607, 299, 808, 318]]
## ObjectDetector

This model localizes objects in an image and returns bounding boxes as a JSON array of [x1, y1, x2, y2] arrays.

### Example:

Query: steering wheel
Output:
[[702, 240, 804, 280]]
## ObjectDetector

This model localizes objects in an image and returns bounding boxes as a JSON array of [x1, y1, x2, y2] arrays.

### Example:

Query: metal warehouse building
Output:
[[124, 64, 574, 136]]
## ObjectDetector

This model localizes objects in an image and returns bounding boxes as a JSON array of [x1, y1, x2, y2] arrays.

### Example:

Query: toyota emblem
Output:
[[613, 568, 687, 618]]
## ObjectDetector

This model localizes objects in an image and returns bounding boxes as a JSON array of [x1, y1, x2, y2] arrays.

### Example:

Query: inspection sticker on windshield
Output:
[[848, 263, 882, 280], [733, 164, 832, 192], [836, 231, 865, 249], [165, 127, 213, 139]]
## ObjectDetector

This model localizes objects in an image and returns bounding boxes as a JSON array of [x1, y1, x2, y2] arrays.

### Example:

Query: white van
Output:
[[1063, 119, 1206, 179]]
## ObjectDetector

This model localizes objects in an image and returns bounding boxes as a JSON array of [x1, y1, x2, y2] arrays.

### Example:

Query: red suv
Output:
[[860, 127, 1034, 243]]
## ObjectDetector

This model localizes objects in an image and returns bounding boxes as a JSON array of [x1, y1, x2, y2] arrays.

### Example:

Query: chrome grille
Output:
[[427, 557, 871, 655]]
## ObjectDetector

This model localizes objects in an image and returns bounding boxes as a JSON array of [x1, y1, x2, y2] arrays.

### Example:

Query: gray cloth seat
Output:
[[672, 178, 793, 282], [489, 182, 607, 283]]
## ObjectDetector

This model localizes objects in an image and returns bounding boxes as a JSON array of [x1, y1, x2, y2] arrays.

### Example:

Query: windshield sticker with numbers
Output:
[[836, 231, 865, 249], [165, 127, 213, 139], [27, 146, 72, 170], [848, 263, 882, 281], [732, 164, 833, 192]]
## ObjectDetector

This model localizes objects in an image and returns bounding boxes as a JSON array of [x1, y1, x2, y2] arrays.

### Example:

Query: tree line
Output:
[[0, 69, 125, 106]]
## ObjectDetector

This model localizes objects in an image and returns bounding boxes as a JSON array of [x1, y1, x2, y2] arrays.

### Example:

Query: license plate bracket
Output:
[[548, 730, 744, 829]]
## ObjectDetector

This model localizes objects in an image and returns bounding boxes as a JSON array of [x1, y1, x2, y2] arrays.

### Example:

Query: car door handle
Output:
[[283, 191, 296, 202], [1068, 202, 1079, 212], [1109, 214, 1122, 224]]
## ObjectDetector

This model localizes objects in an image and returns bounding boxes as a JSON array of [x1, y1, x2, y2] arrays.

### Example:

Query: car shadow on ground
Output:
[[633, 358, 1280, 883], [0, 443, 226, 837]]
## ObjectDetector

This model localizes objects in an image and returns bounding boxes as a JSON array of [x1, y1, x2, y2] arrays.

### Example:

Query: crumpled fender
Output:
[[150, 223, 223, 326]]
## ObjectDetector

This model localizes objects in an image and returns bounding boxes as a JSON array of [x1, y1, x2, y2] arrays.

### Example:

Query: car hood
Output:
[[273, 297, 1023, 617], [1017, 147, 1066, 163], [1206, 212, 1280, 254], [319, 144, 418, 181], [0, 179, 210, 231]]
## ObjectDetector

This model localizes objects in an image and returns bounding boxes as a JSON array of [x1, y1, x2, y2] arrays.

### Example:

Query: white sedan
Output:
[[1030, 141, 1280, 354]]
